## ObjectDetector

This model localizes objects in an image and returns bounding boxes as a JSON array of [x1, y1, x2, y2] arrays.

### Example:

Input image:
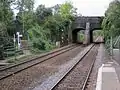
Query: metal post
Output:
[[13, 34, 16, 48], [16, 32, 23, 49], [17, 32, 20, 49], [118, 40, 120, 58], [110, 25, 113, 56], [68, 21, 72, 44], [14, 34, 17, 60], [110, 35, 113, 56]]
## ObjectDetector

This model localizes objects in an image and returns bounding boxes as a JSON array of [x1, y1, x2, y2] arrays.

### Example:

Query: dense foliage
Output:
[[102, 0, 120, 40], [0, 0, 77, 58], [0, 0, 14, 59]]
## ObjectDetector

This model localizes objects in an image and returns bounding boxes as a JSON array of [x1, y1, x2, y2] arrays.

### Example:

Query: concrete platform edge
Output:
[[96, 44, 120, 90]]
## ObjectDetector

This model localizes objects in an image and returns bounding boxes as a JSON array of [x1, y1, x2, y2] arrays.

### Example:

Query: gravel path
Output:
[[0, 45, 83, 90]]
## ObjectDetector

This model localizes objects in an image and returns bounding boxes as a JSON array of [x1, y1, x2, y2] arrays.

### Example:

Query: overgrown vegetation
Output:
[[0, 0, 77, 59], [102, 0, 120, 45], [77, 31, 85, 42], [93, 30, 103, 39]]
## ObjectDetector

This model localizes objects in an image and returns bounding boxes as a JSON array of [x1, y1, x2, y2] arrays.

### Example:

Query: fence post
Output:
[[110, 35, 113, 56]]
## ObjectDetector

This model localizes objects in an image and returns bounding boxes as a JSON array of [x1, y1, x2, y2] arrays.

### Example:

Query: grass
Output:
[[77, 33, 85, 42], [6, 48, 55, 64], [6, 54, 32, 64]]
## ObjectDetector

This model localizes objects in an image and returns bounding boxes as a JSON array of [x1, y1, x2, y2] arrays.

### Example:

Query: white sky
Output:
[[35, 0, 113, 16]]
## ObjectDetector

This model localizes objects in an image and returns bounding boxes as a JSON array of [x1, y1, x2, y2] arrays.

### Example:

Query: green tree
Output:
[[0, 0, 14, 29], [59, 1, 77, 20], [59, 1, 77, 44], [102, 0, 120, 39], [0, 0, 14, 59], [16, 0, 34, 12], [15, 0, 35, 38], [28, 24, 54, 52], [36, 5, 52, 24]]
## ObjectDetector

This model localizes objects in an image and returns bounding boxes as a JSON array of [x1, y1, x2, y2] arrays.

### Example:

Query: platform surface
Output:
[[102, 62, 120, 90], [96, 45, 120, 90]]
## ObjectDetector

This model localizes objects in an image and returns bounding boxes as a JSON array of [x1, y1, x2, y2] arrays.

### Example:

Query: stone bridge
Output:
[[70, 16, 104, 44]]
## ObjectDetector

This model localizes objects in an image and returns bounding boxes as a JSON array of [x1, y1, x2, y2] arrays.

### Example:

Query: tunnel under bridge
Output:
[[70, 16, 104, 44]]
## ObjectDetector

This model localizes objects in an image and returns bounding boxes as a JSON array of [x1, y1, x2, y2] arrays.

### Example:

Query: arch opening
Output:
[[72, 28, 85, 43], [90, 29, 103, 43]]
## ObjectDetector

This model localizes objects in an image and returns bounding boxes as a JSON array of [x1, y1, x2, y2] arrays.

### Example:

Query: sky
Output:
[[35, 0, 113, 16]]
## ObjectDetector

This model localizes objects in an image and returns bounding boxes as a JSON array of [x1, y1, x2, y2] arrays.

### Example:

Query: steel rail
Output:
[[50, 44, 96, 90], [81, 47, 97, 90], [0, 44, 75, 71], [0, 45, 79, 80]]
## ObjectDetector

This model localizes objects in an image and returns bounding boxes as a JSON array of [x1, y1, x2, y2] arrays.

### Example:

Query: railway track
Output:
[[49, 44, 99, 90], [0, 44, 75, 70], [0, 44, 79, 80]]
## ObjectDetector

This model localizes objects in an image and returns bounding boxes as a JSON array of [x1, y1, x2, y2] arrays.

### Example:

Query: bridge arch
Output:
[[90, 28, 103, 43], [71, 16, 104, 44], [72, 27, 85, 43]]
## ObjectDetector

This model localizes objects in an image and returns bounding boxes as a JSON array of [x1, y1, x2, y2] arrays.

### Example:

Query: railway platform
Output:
[[96, 44, 120, 90]]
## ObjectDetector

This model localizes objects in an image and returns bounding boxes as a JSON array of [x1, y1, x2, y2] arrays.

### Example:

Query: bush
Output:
[[0, 22, 14, 59], [28, 24, 55, 53]]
